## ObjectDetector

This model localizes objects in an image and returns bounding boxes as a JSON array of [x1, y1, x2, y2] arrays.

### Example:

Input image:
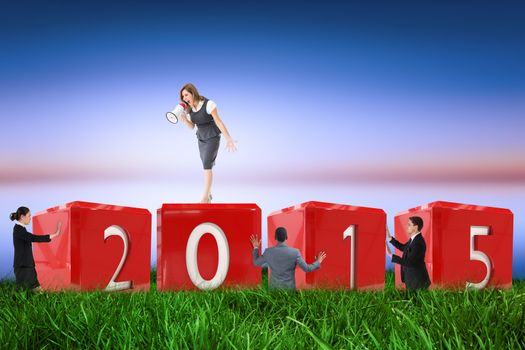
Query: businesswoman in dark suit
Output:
[[179, 83, 237, 203], [386, 216, 431, 291], [10, 207, 61, 290]]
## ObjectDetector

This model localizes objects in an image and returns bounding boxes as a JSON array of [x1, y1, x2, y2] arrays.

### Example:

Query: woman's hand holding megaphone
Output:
[[166, 102, 190, 125]]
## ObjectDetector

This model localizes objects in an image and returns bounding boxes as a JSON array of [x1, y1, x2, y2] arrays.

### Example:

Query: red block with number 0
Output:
[[394, 201, 513, 289], [32, 201, 151, 291], [268, 201, 386, 290], [157, 203, 261, 290]]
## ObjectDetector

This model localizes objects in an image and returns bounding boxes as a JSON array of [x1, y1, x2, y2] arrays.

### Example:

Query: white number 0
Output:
[[104, 225, 132, 291], [466, 226, 492, 289], [186, 222, 230, 290]]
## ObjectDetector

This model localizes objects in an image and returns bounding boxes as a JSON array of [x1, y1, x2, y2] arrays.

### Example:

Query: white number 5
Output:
[[466, 226, 492, 289], [104, 225, 132, 291]]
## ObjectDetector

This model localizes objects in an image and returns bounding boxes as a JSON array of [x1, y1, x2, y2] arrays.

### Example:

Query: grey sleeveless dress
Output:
[[189, 98, 221, 169]]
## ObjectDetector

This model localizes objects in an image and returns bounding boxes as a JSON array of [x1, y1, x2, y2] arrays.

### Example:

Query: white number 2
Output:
[[343, 225, 356, 290], [466, 226, 492, 289], [104, 225, 132, 291], [186, 222, 230, 290]]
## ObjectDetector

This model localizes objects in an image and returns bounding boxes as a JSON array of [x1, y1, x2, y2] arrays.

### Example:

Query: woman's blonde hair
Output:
[[180, 83, 206, 107]]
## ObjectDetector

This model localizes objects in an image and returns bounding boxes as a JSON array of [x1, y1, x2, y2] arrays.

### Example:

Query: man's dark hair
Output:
[[275, 227, 288, 242], [409, 216, 424, 232]]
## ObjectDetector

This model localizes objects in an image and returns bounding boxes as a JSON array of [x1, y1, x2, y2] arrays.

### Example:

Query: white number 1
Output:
[[343, 225, 356, 290], [466, 226, 492, 289], [104, 225, 132, 291]]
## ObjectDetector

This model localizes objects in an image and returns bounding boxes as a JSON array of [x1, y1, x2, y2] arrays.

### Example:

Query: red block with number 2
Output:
[[32, 201, 151, 291]]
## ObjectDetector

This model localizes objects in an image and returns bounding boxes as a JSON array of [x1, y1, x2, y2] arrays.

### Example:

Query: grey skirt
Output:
[[198, 135, 220, 170]]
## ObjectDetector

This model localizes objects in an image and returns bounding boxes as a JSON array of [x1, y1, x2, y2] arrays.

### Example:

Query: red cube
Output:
[[157, 203, 261, 290], [394, 201, 513, 289], [32, 201, 151, 291], [268, 201, 386, 290]]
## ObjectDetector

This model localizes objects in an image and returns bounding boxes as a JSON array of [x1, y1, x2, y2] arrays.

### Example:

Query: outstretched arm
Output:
[[250, 235, 266, 267], [210, 108, 237, 152], [252, 248, 267, 267], [14, 227, 51, 243], [15, 222, 61, 242], [391, 241, 426, 268], [389, 236, 407, 251], [386, 225, 407, 251], [296, 251, 325, 272]]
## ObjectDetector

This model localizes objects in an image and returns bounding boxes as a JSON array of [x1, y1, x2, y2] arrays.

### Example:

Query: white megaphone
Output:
[[166, 103, 187, 124]]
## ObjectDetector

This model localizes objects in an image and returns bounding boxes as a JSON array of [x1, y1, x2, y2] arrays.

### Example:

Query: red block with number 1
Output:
[[268, 201, 386, 290]]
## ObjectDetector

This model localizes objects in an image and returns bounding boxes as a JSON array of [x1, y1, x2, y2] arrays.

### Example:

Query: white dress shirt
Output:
[[191, 99, 217, 114]]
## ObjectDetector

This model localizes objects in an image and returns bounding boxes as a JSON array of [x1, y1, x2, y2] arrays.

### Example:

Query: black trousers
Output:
[[14, 267, 40, 289]]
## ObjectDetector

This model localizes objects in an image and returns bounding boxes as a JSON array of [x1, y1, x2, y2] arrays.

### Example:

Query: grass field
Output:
[[0, 270, 524, 349]]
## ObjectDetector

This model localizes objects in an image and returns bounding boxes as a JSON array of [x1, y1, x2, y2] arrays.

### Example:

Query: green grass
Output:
[[1, 270, 524, 349]]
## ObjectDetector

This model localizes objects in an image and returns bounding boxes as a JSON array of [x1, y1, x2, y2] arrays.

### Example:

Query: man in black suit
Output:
[[386, 216, 431, 291]]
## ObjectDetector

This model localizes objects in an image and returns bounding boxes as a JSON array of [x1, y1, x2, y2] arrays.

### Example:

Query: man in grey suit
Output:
[[250, 227, 327, 290]]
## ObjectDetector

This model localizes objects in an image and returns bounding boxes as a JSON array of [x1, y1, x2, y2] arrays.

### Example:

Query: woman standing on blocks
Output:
[[179, 83, 237, 203]]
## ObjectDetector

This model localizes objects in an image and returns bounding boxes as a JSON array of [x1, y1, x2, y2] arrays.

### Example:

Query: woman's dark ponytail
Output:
[[9, 207, 30, 221]]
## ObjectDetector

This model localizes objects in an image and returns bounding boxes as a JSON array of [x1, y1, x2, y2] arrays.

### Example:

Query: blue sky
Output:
[[2, 1, 524, 183]]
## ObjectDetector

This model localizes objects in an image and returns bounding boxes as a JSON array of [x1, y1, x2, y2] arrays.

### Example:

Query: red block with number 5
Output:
[[394, 201, 513, 289], [268, 201, 386, 290], [157, 203, 261, 290], [32, 201, 151, 291]]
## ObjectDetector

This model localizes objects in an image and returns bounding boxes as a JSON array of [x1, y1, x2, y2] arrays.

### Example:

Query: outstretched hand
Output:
[[249, 235, 260, 249], [386, 224, 392, 241], [51, 222, 62, 240], [226, 138, 238, 152], [316, 251, 327, 264], [386, 243, 392, 258]]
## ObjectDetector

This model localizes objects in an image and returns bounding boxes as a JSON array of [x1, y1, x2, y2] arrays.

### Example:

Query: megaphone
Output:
[[166, 103, 187, 124]]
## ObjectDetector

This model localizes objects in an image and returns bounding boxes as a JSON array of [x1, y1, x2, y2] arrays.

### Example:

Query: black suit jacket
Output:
[[390, 233, 431, 290], [12, 224, 50, 268]]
